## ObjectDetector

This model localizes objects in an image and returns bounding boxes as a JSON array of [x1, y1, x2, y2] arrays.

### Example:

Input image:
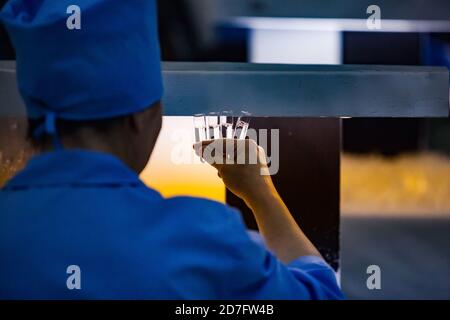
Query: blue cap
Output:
[[1, 0, 163, 143]]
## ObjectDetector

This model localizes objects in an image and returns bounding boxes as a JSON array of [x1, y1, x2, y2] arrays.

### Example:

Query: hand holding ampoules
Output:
[[193, 111, 252, 143]]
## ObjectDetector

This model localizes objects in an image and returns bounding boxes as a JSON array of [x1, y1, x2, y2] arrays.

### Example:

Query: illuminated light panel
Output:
[[140, 116, 226, 203], [250, 29, 342, 64]]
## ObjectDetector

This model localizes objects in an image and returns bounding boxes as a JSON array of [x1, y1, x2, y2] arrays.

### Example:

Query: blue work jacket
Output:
[[0, 150, 343, 299]]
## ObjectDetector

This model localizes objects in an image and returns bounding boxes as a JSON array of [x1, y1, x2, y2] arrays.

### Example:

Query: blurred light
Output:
[[140, 117, 226, 203], [250, 29, 341, 64]]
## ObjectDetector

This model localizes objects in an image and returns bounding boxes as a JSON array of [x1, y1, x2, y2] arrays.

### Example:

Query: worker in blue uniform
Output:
[[0, 0, 344, 299]]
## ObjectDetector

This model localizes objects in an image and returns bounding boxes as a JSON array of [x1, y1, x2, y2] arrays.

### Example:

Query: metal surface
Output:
[[1, 61, 449, 117], [213, 0, 450, 21]]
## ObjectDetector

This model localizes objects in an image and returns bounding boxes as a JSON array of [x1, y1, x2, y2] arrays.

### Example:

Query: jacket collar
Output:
[[4, 150, 147, 189]]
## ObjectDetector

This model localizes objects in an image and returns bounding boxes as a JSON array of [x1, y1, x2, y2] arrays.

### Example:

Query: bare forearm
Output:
[[245, 184, 322, 264], [194, 139, 322, 264]]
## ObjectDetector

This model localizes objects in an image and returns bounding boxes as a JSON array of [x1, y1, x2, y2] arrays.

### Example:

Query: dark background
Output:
[[2, 0, 448, 155]]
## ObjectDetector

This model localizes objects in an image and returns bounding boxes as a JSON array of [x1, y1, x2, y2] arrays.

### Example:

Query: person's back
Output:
[[0, 0, 343, 300], [0, 150, 342, 299]]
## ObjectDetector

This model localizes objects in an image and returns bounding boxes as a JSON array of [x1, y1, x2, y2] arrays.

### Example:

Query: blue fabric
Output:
[[421, 34, 450, 81], [0, 0, 163, 121], [0, 151, 344, 299]]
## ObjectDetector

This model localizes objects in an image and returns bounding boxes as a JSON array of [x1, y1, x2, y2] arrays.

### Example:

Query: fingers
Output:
[[193, 139, 261, 166], [193, 139, 213, 156], [194, 139, 257, 153]]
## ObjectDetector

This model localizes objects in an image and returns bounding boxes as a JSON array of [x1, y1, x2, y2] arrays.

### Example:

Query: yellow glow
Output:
[[341, 153, 450, 216], [140, 117, 226, 203]]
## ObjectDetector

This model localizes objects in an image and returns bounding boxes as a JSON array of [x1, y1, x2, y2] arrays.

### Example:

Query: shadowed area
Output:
[[341, 216, 450, 299]]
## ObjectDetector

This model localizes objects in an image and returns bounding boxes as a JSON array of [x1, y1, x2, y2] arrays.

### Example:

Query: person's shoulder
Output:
[[163, 196, 236, 215]]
